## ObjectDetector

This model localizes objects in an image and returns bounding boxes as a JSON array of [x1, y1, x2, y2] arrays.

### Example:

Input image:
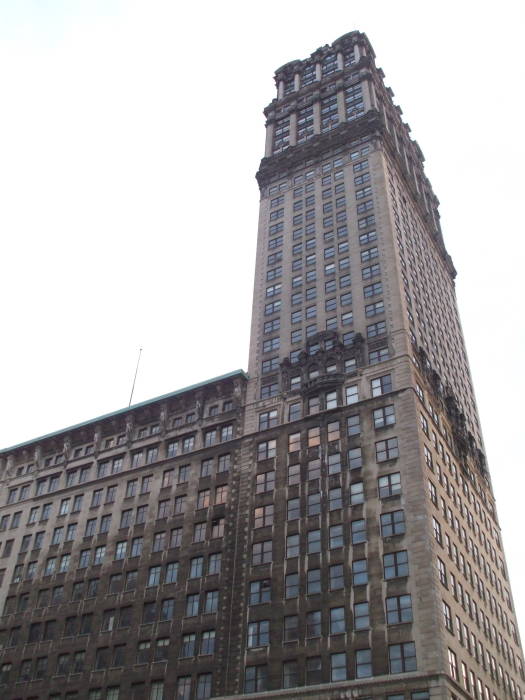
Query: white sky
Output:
[[0, 0, 524, 638]]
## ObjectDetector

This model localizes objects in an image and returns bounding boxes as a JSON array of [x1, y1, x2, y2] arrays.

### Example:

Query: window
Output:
[[252, 540, 272, 565], [367, 320, 387, 338], [378, 472, 401, 498], [307, 529, 321, 553], [255, 472, 275, 495], [448, 648, 458, 681], [386, 594, 413, 624], [200, 629, 216, 655], [384, 550, 409, 579], [34, 655, 48, 678], [133, 504, 146, 524], [52, 525, 64, 544], [376, 437, 399, 461], [174, 494, 186, 514], [146, 565, 161, 587], [287, 498, 300, 520], [176, 677, 192, 700], [437, 557, 447, 587], [244, 665, 268, 693], [210, 517, 224, 539], [285, 572, 299, 599], [348, 447, 362, 470], [364, 281, 382, 298], [369, 346, 389, 364], [112, 540, 126, 561], [254, 505, 273, 528], [288, 431, 301, 452], [257, 440, 276, 460], [432, 517, 443, 545], [350, 481, 364, 505], [389, 642, 417, 673], [356, 648, 372, 678], [308, 396, 320, 414], [81, 580, 97, 601], [196, 673, 212, 699], [374, 405, 396, 429], [308, 492, 321, 515], [259, 410, 278, 430], [248, 620, 269, 648], [27, 506, 38, 524], [307, 568, 321, 594], [302, 656, 321, 686], [370, 374, 392, 396], [84, 518, 96, 537], [282, 660, 299, 689], [250, 579, 271, 605], [331, 652, 347, 681], [218, 453, 230, 472], [329, 606, 346, 635], [443, 600, 453, 631], [125, 479, 137, 498], [130, 536, 143, 557], [170, 527, 182, 548], [381, 510, 406, 536], [158, 598, 174, 621], [351, 519, 366, 543], [345, 385, 359, 404], [286, 533, 299, 559], [91, 489, 102, 507], [208, 552, 221, 575], [283, 614, 299, 642], [182, 436, 195, 452], [204, 590, 219, 613], [329, 487, 342, 511]]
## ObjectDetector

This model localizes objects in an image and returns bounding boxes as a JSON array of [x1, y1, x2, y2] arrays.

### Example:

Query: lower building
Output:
[[0, 365, 523, 699]]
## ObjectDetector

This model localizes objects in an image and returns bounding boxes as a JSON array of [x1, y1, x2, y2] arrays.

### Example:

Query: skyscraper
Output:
[[0, 30, 523, 700]]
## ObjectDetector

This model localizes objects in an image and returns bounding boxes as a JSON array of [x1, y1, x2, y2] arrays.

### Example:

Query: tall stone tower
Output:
[[243, 29, 524, 699], [0, 30, 522, 700]]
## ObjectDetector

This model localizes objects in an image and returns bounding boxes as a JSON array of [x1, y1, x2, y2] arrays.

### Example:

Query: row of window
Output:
[[5, 423, 237, 507], [448, 647, 521, 700], [247, 595, 411, 644], [257, 432, 398, 463], [1, 455, 233, 542], [4, 555, 202, 617], [443, 594, 523, 690], [245, 642, 416, 692], [273, 84, 365, 152]]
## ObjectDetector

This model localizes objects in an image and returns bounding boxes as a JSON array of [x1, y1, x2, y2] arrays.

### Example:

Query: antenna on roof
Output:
[[128, 347, 143, 407]]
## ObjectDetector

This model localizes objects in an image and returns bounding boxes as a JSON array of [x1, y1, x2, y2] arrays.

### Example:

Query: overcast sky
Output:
[[0, 0, 524, 637]]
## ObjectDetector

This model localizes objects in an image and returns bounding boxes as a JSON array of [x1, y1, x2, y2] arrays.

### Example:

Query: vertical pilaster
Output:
[[264, 120, 274, 158], [289, 112, 297, 147]]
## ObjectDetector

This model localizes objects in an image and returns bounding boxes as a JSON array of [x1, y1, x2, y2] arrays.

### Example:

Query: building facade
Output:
[[0, 30, 523, 700]]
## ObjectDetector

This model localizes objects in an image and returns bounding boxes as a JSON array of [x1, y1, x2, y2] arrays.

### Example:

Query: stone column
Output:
[[336, 87, 346, 125], [264, 120, 274, 158], [289, 111, 297, 147], [361, 79, 373, 113], [312, 97, 321, 135], [368, 80, 379, 110]]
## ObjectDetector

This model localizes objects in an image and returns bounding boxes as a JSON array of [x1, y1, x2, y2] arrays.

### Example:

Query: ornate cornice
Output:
[[256, 110, 382, 188]]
